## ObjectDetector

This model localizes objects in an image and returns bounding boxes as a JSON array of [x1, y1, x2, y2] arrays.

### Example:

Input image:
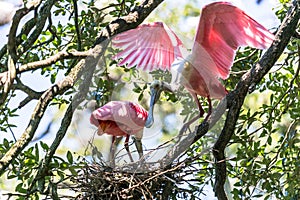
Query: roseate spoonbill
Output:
[[112, 2, 274, 128], [90, 101, 148, 165]]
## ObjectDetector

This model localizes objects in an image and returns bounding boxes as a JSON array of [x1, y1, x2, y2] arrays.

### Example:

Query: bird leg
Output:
[[124, 134, 134, 162], [109, 136, 116, 168], [178, 93, 205, 140], [194, 93, 205, 117], [204, 96, 212, 121], [178, 95, 213, 141], [133, 137, 144, 160]]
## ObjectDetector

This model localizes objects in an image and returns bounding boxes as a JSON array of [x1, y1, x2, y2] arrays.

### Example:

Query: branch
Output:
[[158, 98, 227, 168], [0, 1, 42, 59], [7, 3, 37, 61], [12, 79, 44, 108], [213, 1, 300, 199], [155, 0, 299, 198], [72, 0, 82, 51], [30, 0, 164, 191], [0, 0, 56, 106], [17, 0, 54, 58], [0, 3, 34, 106], [0, 18, 35, 60], [0, 0, 164, 185], [18, 49, 91, 73], [94, 0, 164, 45], [0, 56, 16, 105], [0, 49, 90, 107]]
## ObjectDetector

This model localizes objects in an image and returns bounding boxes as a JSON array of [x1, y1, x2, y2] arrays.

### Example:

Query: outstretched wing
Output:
[[193, 2, 275, 79], [112, 22, 185, 71]]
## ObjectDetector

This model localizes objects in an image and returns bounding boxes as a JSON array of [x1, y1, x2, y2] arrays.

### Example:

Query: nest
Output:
[[66, 132, 213, 199]]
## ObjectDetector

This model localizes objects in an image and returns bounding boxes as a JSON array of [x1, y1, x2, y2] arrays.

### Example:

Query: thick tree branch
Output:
[[0, 18, 35, 60], [7, 2, 37, 62], [72, 0, 82, 51], [155, 0, 299, 198], [0, 56, 16, 105], [18, 0, 54, 58], [12, 78, 44, 108], [1, 3, 34, 106], [18, 49, 91, 73], [0, 0, 56, 106]]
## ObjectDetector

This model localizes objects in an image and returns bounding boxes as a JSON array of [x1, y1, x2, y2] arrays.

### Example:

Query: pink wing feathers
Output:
[[193, 2, 274, 79], [112, 22, 185, 71]]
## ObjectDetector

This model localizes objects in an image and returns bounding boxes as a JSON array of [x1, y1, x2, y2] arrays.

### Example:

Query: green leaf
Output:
[[21, 34, 27, 41], [15, 183, 27, 194], [267, 136, 272, 145], [67, 151, 73, 164], [69, 167, 78, 176], [40, 141, 49, 150]]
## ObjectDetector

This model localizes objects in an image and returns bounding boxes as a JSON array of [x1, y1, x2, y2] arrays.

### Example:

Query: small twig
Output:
[[233, 49, 259, 65]]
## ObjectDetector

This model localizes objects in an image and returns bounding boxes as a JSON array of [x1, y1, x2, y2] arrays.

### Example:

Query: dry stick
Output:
[[120, 162, 185, 194], [158, 97, 227, 168]]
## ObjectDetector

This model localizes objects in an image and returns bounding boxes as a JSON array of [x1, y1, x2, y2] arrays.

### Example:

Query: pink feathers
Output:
[[90, 101, 148, 164], [112, 2, 274, 90], [90, 101, 148, 138], [112, 22, 184, 71], [112, 2, 274, 119], [194, 2, 274, 79]]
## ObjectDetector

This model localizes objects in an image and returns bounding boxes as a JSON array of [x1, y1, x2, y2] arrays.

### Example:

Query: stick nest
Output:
[[71, 156, 207, 200]]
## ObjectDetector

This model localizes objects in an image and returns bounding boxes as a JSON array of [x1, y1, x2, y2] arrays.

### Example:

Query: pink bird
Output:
[[112, 2, 274, 128], [90, 101, 148, 165]]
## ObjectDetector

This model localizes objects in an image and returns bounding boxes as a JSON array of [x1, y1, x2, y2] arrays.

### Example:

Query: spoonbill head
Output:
[[145, 80, 173, 128]]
